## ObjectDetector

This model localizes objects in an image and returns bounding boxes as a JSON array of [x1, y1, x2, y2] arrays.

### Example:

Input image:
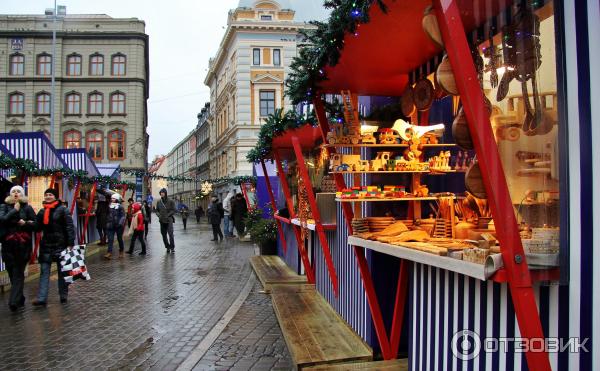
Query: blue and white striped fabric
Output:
[[0, 132, 67, 170], [0, 142, 15, 180], [96, 163, 120, 178], [57, 148, 100, 177]]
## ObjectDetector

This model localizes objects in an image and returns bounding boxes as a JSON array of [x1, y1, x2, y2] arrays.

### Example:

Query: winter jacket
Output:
[[156, 197, 176, 224], [181, 209, 189, 220], [0, 196, 37, 243], [130, 212, 144, 232], [231, 198, 248, 224], [36, 203, 75, 263], [223, 194, 234, 216], [207, 202, 224, 225], [107, 203, 126, 230]]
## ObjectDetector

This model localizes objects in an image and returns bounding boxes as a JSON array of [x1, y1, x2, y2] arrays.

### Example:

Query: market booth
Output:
[[58, 148, 101, 245], [257, 0, 596, 370]]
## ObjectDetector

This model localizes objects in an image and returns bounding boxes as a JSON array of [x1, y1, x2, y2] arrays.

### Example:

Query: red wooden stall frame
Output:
[[260, 159, 288, 254], [272, 150, 315, 284], [80, 182, 97, 244]]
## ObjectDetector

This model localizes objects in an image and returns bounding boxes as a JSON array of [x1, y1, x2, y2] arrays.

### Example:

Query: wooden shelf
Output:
[[323, 143, 456, 148], [291, 218, 337, 231], [348, 236, 501, 281], [336, 197, 439, 202]]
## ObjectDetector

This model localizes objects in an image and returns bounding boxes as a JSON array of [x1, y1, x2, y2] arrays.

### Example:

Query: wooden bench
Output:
[[250, 255, 308, 292], [305, 359, 408, 370], [271, 284, 372, 369]]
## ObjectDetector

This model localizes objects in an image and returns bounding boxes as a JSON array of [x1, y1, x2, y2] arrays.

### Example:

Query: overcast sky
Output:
[[3, 0, 241, 160]]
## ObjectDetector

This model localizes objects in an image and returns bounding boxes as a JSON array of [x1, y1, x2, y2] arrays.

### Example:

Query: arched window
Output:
[[89, 53, 104, 76], [108, 130, 126, 160], [110, 92, 126, 114], [36, 92, 51, 115], [65, 93, 81, 115], [66, 54, 82, 76], [9, 53, 24, 75], [37, 53, 52, 75], [64, 130, 81, 149], [111, 53, 126, 76], [88, 92, 103, 114], [86, 130, 103, 160], [8, 93, 24, 115]]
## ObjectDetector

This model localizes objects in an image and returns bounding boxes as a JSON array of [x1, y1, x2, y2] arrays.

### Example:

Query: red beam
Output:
[[273, 150, 316, 284], [70, 180, 81, 216], [389, 260, 409, 357], [81, 182, 97, 244], [433, 2, 550, 370], [261, 160, 288, 254], [292, 136, 339, 297]]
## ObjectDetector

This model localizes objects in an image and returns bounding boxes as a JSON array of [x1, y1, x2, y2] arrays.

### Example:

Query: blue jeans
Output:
[[107, 226, 124, 253], [37, 260, 68, 302], [224, 215, 233, 236]]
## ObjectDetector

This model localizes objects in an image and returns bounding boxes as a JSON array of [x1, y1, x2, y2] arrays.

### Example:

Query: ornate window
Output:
[[36, 92, 51, 115], [86, 130, 103, 160], [89, 53, 104, 76], [88, 92, 103, 115], [273, 49, 281, 66], [8, 93, 25, 115], [110, 92, 126, 114], [9, 54, 24, 75], [108, 130, 126, 160], [65, 93, 81, 115], [111, 53, 126, 76], [64, 130, 81, 149], [37, 53, 52, 75], [66, 54, 82, 76], [259, 90, 275, 117]]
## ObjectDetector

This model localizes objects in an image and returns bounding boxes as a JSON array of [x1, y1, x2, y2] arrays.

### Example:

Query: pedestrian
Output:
[[181, 206, 189, 230], [231, 193, 248, 238], [32, 188, 75, 306], [126, 198, 134, 228], [222, 190, 235, 237], [195, 205, 204, 223], [126, 202, 146, 255], [95, 191, 109, 245], [104, 193, 125, 260], [207, 196, 224, 241], [0, 185, 37, 311], [156, 188, 176, 253], [142, 200, 151, 239]]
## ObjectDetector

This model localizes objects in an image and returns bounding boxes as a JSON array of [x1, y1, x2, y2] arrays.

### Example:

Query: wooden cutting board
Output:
[[414, 78, 435, 111], [436, 55, 459, 95], [400, 86, 416, 117]]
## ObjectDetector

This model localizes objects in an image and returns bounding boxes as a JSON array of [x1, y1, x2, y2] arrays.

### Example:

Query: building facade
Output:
[[148, 155, 166, 206], [195, 102, 211, 209], [204, 0, 327, 197], [0, 12, 149, 189], [166, 129, 196, 208]]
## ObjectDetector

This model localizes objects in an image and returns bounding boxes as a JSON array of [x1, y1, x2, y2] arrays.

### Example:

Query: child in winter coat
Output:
[[126, 202, 146, 255]]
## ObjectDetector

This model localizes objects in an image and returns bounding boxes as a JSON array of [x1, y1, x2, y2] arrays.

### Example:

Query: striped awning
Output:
[[96, 163, 120, 178], [0, 132, 67, 170], [57, 148, 100, 177], [0, 142, 15, 180]]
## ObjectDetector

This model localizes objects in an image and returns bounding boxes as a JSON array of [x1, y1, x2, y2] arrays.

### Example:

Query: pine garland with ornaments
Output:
[[285, 0, 389, 105]]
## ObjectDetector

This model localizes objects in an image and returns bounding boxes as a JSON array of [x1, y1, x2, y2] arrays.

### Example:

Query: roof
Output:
[[57, 148, 100, 177], [319, 0, 512, 95], [237, 0, 329, 22], [0, 132, 68, 170], [96, 163, 121, 178]]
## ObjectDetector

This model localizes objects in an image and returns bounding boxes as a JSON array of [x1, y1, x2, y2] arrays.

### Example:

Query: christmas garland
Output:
[[246, 108, 318, 163], [285, 0, 389, 105], [117, 167, 256, 186], [0, 154, 39, 173]]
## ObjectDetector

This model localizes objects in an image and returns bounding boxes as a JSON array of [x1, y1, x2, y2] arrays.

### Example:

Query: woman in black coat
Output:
[[32, 188, 75, 306], [0, 185, 37, 311], [231, 193, 248, 237]]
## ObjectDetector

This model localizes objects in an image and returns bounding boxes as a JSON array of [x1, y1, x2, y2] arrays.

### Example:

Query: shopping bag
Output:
[[60, 245, 91, 284]]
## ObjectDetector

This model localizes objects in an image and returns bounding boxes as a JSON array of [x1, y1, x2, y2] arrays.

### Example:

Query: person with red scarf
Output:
[[0, 185, 37, 312], [126, 202, 146, 255], [32, 188, 75, 307]]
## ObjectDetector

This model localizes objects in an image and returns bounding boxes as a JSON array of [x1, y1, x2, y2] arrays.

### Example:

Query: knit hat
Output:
[[10, 185, 25, 195], [44, 188, 59, 200], [159, 188, 168, 195], [111, 193, 122, 201], [132, 202, 142, 212]]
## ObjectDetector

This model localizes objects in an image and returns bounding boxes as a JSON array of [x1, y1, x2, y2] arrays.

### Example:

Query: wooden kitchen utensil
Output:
[[414, 78, 435, 111], [400, 86, 416, 117], [436, 55, 459, 95], [465, 162, 487, 199]]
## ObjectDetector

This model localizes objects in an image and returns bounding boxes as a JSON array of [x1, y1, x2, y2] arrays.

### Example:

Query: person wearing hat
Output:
[[0, 185, 37, 311], [105, 193, 126, 259], [155, 188, 176, 253], [126, 202, 146, 255], [32, 188, 74, 306]]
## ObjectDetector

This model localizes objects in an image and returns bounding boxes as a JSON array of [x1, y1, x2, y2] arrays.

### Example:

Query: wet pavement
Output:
[[0, 218, 292, 370]]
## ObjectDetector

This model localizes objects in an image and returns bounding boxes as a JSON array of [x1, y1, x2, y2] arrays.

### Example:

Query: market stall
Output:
[[250, 0, 595, 369]]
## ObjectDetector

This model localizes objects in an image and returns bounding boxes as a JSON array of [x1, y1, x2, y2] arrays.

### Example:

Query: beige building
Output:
[[204, 0, 327, 197], [0, 12, 149, 185]]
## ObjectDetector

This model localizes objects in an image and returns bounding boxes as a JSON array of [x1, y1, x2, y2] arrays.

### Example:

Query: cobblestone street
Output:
[[0, 219, 291, 370]]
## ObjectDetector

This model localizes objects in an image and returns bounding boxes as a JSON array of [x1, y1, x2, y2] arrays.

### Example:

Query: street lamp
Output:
[[47, 2, 66, 145]]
